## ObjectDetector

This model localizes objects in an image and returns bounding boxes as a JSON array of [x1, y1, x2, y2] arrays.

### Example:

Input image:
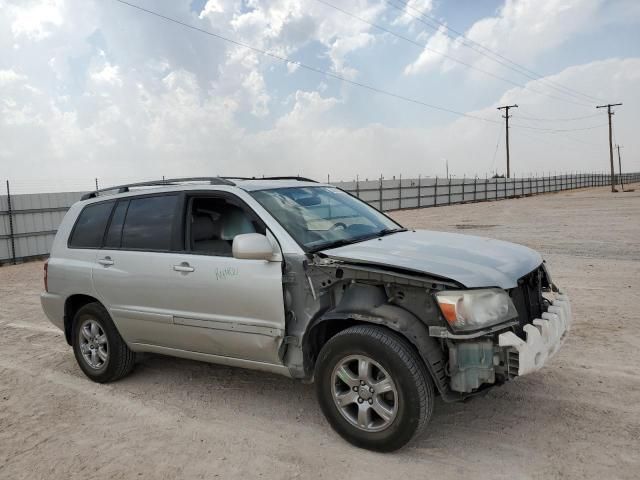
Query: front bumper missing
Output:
[[498, 293, 572, 376]]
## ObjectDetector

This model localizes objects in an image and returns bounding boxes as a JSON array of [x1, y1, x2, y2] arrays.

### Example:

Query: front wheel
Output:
[[315, 325, 434, 452]]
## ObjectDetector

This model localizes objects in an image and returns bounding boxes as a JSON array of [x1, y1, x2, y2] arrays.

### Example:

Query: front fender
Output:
[[306, 283, 462, 402]]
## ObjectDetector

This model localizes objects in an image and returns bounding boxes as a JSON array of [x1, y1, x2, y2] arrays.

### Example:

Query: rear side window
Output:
[[104, 201, 128, 248], [121, 195, 178, 251], [68, 202, 114, 249]]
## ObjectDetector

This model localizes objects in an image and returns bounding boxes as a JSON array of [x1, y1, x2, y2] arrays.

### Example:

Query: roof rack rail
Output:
[[256, 176, 319, 183], [80, 177, 235, 200], [221, 176, 319, 183]]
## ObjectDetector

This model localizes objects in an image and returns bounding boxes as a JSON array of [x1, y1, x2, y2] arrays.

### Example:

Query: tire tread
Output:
[[73, 302, 135, 383], [317, 324, 435, 450]]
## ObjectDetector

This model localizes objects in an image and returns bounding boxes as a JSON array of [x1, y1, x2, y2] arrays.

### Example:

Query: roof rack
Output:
[[223, 176, 319, 183], [81, 177, 235, 200], [261, 176, 318, 183]]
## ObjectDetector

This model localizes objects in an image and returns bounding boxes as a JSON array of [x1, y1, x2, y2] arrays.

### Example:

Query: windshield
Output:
[[251, 186, 404, 252]]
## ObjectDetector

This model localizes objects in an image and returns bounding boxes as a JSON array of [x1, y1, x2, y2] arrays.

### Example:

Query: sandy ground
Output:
[[1, 184, 639, 480]]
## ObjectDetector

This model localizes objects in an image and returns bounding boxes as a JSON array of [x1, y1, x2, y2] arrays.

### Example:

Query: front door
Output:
[[165, 194, 286, 364]]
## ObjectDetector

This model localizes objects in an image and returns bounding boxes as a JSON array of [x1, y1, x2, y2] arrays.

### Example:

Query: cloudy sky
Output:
[[1, 0, 638, 192]]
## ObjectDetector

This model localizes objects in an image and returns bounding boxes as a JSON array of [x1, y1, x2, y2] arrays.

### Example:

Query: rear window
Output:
[[68, 201, 114, 249], [121, 195, 178, 251]]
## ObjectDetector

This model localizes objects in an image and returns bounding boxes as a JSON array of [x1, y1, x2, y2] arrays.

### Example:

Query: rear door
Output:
[[92, 193, 184, 347], [163, 193, 286, 365]]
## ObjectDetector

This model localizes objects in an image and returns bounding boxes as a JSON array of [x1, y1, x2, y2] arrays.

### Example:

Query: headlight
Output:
[[434, 288, 518, 331]]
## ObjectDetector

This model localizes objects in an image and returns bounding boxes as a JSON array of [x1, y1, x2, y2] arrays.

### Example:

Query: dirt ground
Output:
[[1, 184, 639, 480]]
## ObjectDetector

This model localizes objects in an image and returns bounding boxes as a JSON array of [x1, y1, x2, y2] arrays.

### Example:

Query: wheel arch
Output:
[[304, 304, 453, 401], [63, 294, 104, 346]]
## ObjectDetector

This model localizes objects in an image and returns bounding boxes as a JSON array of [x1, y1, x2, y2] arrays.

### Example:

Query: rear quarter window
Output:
[[68, 201, 115, 249]]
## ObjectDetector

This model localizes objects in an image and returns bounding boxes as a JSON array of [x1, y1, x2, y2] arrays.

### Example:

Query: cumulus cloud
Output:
[[90, 63, 122, 86], [200, 0, 384, 77], [0, 68, 27, 85], [8, 0, 64, 41], [392, 0, 434, 26], [403, 25, 450, 75], [404, 0, 604, 76]]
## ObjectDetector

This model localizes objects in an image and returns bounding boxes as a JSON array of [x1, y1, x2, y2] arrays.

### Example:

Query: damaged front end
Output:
[[430, 266, 572, 394], [284, 251, 571, 401]]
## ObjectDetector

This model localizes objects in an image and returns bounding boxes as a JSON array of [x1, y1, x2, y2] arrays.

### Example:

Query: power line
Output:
[[389, 0, 604, 103], [489, 125, 503, 174], [615, 144, 624, 189], [111, 0, 501, 125], [514, 129, 600, 159], [315, 0, 598, 109], [386, 0, 602, 105], [509, 123, 608, 133], [515, 112, 605, 122]]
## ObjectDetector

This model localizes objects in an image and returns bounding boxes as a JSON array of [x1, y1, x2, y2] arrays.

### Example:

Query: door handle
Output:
[[98, 257, 114, 267], [173, 262, 195, 273]]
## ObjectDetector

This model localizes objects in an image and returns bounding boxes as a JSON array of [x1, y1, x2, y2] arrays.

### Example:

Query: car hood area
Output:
[[320, 229, 542, 289]]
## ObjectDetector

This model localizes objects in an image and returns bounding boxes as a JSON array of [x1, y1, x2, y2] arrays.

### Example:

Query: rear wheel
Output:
[[315, 325, 434, 451], [72, 303, 135, 383]]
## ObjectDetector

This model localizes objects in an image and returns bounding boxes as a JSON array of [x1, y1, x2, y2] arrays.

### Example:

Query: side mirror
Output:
[[232, 233, 275, 261]]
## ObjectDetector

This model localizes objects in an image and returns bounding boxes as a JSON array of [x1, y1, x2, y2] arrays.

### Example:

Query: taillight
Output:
[[44, 259, 49, 292]]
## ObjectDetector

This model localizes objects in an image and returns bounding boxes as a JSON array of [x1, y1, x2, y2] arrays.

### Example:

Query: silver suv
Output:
[[41, 177, 571, 451]]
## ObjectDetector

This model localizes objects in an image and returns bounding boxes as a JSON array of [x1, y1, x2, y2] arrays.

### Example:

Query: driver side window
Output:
[[188, 196, 265, 257]]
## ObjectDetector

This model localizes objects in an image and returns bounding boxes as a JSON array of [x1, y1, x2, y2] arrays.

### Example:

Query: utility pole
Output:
[[596, 102, 622, 192], [616, 144, 624, 189], [497, 104, 518, 178]]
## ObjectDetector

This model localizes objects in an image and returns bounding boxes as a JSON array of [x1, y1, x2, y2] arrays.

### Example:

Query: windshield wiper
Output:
[[308, 228, 407, 253], [308, 238, 359, 253], [376, 227, 407, 237]]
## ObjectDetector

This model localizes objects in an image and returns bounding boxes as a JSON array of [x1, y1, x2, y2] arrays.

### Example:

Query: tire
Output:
[[72, 302, 135, 383], [315, 325, 434, 452]]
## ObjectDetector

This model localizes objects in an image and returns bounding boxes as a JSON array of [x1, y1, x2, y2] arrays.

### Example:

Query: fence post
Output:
[[379, 176, 383, 211], [495, 177, 498, 200], [485, 175, 488, 201], [461, 175, 466, 203], [398, 174, 402, 210], [473, 176, 477, 202], [417, 175, 421, 208], [434, 177, 438, 207], [473, 174, 478, 202], [5, 180, 16, 265], [448, 176, 452, 205], [356, 176, 360, 198]]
